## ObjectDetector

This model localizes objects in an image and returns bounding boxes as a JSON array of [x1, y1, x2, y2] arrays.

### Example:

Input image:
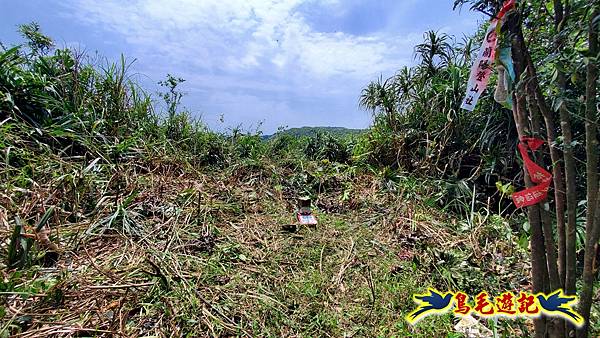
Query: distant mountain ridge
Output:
[[263, 126, 365, 139]]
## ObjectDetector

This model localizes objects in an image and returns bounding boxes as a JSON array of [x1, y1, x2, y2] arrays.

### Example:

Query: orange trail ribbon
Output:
[[512, 137, 552, 208]]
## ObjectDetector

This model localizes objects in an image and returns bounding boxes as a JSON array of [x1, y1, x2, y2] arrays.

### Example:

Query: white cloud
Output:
[[59, 0, 456, 132], [62, 0, 411, 79]]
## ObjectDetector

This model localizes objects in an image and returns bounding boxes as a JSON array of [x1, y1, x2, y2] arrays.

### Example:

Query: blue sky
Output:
[[1, 0, 484, 133]]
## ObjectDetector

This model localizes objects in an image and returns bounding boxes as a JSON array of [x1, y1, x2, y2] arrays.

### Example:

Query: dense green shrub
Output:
[[304, 132, 351, 163]]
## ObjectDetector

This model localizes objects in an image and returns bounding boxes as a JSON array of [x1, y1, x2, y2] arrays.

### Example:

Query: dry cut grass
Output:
[[1, 155, 542, 337]]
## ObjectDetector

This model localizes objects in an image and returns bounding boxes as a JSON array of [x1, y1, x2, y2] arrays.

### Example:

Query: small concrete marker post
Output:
[[296, 197, 317, 226], [281, 197, 317, 233]]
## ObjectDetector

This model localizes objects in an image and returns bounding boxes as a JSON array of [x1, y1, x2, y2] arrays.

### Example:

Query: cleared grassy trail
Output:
[[2, 164, 531, 337]]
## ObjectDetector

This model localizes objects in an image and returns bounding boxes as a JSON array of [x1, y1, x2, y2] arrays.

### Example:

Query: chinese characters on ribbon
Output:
[[460, 0, 515, 111], [512, 137, 553, 208], [460, 22, 498, 111]]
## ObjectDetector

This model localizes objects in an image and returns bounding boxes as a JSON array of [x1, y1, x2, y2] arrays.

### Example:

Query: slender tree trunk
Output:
[[552, 2, 574, 337], [508, 13, 549, 336], [577, 8, 599, 338], [529, 70, 566, 337], [514, 96, 548, 338], [551, 1, 578, 316], [527, 86, 563, 337], [577, 187, 600, 338], [526, 74, 561, 293], [534, 84, 567, 290], [518, 19, 567, 331], [583, 7, 599, 265], [560, 75, 578, 293], [559, 53, 579, 338]]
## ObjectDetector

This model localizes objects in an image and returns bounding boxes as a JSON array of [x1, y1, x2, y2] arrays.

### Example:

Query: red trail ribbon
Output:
[[512, 137, 552, 208]]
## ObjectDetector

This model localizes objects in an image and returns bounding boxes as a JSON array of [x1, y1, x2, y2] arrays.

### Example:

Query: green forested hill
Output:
[[264, 126, 365, 139]]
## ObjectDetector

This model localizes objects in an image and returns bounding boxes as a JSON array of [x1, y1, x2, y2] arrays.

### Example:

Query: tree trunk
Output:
[[552, 2, 575, 336], [576, 8, 599, 338], [577, 187, 600, 338], [533, 84, 567, 291], [528, 67, 566, 337], [508, 12, 550, 336], [528, 83, 562, 338], [560, 73, 579, 294], [526, 71, 561, 293], [552, 0, 578, 312]]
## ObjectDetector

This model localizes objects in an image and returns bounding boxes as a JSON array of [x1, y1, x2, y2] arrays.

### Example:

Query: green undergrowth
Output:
[[1, 23, 599, 337], [0, 134, 538, 336]]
